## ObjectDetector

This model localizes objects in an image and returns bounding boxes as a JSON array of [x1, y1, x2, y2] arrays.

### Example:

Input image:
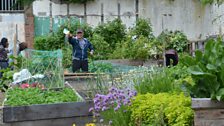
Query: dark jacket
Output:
[[165, 49, 178, 61], [0, 45, 9, 62], [68, 37, 94, 60]]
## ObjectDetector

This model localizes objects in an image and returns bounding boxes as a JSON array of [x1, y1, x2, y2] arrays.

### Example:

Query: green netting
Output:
[[111, 63, 138, 73], [91, 61, 138, 73], [66, 60, 138, 74], [20, 49, 64, 88]]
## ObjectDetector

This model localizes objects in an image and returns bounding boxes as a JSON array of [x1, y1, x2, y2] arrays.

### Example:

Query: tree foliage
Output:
[[200, 0, 224, 5]]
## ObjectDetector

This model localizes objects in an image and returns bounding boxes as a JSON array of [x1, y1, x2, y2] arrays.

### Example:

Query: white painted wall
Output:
[[33, 0, 50, 17], [139, 0, 224, 41], [0, 13, 25, 48], [32, 0, 224, 41]]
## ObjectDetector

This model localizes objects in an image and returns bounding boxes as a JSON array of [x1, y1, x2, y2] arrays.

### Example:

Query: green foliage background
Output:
[[129, 93, 193, 126], [5, 87, 78, 106]]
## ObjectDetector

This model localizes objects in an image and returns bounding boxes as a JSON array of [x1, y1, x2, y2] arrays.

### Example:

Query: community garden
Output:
[[0, 17, 224, 126]]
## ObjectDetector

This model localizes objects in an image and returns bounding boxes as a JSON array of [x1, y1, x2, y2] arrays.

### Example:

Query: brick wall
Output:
[[24, 6, 34, 48]]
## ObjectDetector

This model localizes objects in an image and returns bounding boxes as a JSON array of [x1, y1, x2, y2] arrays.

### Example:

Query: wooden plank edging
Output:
[[192, 98, 224, 110], [3, 101, 93, 123]]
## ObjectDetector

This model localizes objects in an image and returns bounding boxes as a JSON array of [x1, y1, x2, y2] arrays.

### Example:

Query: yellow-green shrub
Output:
[[129, 93, 193, 126]]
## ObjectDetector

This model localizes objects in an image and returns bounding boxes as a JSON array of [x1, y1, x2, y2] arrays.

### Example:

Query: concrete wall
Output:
[[0, 13, 25, 49], [140, 0, 224, 41], [32, 0, 224, 41]]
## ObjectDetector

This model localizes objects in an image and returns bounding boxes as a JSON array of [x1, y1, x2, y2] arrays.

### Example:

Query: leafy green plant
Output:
[[89, 87, 136, 126], [34, 21, 93, 51], [18, 49, 64, 88], [34, 21, 93, 68], [182, 38, 224, 99], [34, 35, 63, 50], [129, 18, 154, 39], [94, 18, 126, 50], [100, 106, 131, 126], [90, 34, 110, 60], [134, 65, 191, 94], [89, 61, 114, 73], [16, 0, 34, 7], [62, 44, 72, 68], [157, 30, 189, 52], [129, 93, 193, 126], [5, 87, 79, 106], [111, 36, 151, 60], [127, 36, 151, 60], [0, 68, 14, 92], [0, 55, 26, 92], [57, 21, 93, 40], [109, 41, 127, 59], [200, 0, 224, 5]]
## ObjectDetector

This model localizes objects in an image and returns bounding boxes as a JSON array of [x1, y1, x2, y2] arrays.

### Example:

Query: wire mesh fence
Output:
[[19, 49, 64, 88], [65, 62, 155, 100]]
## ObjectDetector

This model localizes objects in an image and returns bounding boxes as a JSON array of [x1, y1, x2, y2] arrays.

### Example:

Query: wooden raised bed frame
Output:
[[192, 98, 224, 126], [3, 86, 93, 126]]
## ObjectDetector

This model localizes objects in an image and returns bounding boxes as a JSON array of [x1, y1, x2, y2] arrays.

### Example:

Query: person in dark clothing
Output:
[[67, 29, 94, 72], [18, 42, 28, 52], [8, 42, 28, 68], [0, 37, 9, 77], [165, 49, 178, 66]]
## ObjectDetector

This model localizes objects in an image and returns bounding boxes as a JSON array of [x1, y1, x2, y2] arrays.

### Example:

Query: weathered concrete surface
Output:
[[0, 13, 25, 48], [33, 0, 224, 41]]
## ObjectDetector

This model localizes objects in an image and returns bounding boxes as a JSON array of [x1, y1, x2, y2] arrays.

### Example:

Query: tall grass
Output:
[[134, 65, 189, 94]]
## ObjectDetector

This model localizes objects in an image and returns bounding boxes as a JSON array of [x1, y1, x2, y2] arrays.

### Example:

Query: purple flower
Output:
[[109, 87, 115, 92], [133, 91, 137, 96], [93, 99, 99, 104], [123, 100, 128, 105], [95, 94, 100, 98], [107, 93, 113, 99], [94, 106, 101, 111], [91, 87, 137, 117], [118, 90, 121, 94], [110, 101, 114, 105], [102, 106, 107, 111], [114, 104, 121, 111], [89, 107, 94, 112]]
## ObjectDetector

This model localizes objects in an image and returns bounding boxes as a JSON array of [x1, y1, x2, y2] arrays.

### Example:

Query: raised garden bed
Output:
[[2, 86, 94, 126], [3, 101, 93, 126], [192, 98, 224, 126]]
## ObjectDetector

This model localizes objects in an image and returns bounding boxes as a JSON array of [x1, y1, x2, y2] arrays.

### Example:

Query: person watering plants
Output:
[[66, 29, 94, 72]]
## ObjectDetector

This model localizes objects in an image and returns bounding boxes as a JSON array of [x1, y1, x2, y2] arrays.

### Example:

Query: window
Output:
[[0, 0, 24, 12]]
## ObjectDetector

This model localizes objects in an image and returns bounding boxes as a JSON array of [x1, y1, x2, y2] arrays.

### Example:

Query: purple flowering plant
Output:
[[89, 87, 137, 126]]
